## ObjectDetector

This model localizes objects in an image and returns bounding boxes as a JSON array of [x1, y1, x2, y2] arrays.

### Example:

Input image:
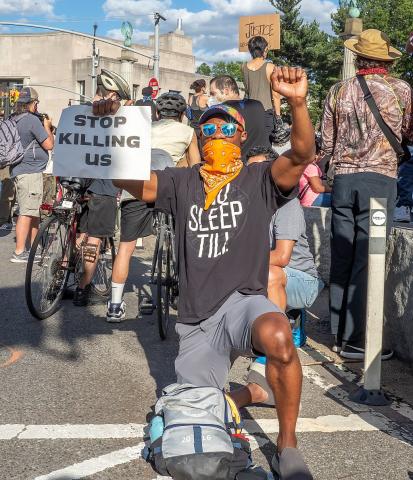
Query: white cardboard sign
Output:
[[53, 105, 151, 180]]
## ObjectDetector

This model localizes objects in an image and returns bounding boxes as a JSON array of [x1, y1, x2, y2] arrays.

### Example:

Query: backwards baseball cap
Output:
[[199, 104, 246, 131], [17, 87, 39, 104]]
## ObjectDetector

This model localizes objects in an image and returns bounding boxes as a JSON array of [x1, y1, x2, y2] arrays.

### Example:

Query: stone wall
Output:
[[303, 206, 413, 363]]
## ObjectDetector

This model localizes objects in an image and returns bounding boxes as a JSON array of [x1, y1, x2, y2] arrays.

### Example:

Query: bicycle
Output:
[[142, 211, 178, 340], [25, 178, 116, 320]]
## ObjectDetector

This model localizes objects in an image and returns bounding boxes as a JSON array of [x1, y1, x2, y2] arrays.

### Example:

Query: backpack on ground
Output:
[[0, 113, 35, 169], [143, 383, 254, 480]]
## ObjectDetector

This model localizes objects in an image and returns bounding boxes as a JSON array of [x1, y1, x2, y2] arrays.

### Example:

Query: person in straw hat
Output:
[[320, 29, 413, 360]]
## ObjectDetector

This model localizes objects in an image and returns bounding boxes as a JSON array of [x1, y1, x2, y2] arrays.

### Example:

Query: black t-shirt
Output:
[[155, 161, 296, 324], [135, 98, 157, 122], [224, 99, 271, 163]]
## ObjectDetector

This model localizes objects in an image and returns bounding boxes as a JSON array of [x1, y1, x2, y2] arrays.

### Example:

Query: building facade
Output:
[[0, 24, 197, 122]]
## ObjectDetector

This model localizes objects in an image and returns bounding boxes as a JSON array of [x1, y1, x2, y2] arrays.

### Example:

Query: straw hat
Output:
[[344, 29, 402, 61]]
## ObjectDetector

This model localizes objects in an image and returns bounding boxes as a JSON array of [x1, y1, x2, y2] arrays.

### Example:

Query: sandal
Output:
[[271, 448, 313, 480]]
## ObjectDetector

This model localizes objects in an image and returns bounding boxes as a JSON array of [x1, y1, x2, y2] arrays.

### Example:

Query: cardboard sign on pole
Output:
[[239, 14, 280, 52], [53, 105, 151, 180]]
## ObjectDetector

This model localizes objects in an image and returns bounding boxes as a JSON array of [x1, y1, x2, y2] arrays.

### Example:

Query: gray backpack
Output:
[[143, 383, 252, 480], [0, 113, 35, 169]]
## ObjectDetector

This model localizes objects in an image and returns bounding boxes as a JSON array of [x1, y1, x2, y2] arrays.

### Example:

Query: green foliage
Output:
[[196, 61, 243, 82], [268, 0, 342, 123], [332, 0, 413, 85], [211, 61, 243, 82], [196, 63, 212, 76]]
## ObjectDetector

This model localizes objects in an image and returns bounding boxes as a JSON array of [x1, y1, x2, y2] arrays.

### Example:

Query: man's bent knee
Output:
[[253, 313, 296, 365]]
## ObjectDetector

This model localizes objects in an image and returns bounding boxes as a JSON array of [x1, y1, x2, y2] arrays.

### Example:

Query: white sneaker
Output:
[[393, 206, 411, 222], [106, 301, 126, 323]]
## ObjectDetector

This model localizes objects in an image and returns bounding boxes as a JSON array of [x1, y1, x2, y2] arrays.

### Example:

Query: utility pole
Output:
[[153, 12, 166, 82], [91, 23, 99, 97]]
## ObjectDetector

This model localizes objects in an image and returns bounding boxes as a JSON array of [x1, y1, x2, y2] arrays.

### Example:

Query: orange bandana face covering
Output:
[[200, 139, 243, 210]]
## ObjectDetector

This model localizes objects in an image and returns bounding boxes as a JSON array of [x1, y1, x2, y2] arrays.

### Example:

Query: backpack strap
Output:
[[357, 75, 404, 157]]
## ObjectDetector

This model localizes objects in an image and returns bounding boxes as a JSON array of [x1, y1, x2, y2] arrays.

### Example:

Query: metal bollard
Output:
[[350, 198, 391, 406]]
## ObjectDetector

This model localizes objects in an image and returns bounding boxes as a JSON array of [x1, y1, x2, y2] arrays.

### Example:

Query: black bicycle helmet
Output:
[[97, 69, 131, 100], [156, 92, 187, 118]]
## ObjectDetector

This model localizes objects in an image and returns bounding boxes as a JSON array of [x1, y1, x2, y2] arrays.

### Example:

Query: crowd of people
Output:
[[1, 28, 413, 479]]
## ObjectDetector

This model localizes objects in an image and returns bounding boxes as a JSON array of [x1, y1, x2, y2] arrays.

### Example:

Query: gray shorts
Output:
[[175, 291, 283, 389]]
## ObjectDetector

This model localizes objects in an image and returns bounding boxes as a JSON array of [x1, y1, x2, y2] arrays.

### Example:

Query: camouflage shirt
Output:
[[321, 74, 413, 178]]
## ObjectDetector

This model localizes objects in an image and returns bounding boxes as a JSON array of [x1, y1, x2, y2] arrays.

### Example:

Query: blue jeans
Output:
[[256, 268, 323, 363], [312, 193, 331, 207], [285, 266, 324, 310]]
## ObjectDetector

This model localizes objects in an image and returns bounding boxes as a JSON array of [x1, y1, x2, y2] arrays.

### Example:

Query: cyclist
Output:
[[107, 66, 315, 478], [73, 69, 131, 306], [152, 92, 201, 167], [106, 93, 199, 322]]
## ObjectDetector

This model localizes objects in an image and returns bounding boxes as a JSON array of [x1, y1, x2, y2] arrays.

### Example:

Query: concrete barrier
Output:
[[303, 205, 413, 363]]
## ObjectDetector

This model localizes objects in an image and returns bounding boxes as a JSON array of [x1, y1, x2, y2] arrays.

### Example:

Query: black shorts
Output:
[[120, 199, 155, 242], [78, 194, 117, 238]]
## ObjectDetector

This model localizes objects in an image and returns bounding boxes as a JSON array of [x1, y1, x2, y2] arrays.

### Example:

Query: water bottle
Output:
[[292, 309, 307, 348], [149, 415, 164, 443]]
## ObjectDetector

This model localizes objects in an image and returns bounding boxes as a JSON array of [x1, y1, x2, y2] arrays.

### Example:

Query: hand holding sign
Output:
[[53, 105, 151, 180], [271, 66, 308, 104]]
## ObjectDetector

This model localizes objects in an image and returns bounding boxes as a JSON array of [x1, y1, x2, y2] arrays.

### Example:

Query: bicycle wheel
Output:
[[90, 237, 116, 297], [25, 214, 72, 319], [156, 231, 172, 340]]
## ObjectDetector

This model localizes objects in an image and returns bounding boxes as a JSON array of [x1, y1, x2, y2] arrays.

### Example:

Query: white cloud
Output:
[[102, 0, 338, 65], [0, 0, 55, 16]]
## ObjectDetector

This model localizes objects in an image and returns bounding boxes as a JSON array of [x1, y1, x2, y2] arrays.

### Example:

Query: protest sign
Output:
[[239, 14, 280, 52], [53, 105, 151, 180]]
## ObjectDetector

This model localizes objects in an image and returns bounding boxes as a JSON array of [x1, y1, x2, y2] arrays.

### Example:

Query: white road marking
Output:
[[18, 423, 145, 440], [302, 365, 413, 445], [33, 443, 145, 480], [303, 344, 413, 423], [0, 411, 408, 441]]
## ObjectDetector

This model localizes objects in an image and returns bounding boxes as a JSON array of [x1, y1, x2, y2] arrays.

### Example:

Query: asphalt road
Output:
[[0, 230, 412, 480]]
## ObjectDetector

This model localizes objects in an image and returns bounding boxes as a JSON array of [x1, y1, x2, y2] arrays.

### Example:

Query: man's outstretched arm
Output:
[[113, 173, 158, 203], [91, 99, 159, 202], [270, 67, 315, 193]]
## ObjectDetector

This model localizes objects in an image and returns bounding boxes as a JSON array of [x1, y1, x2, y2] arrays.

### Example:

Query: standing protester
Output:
[[73, 70, 130, 306], [187, 79, 208, 130], [242, 36, 289, 146], [209, 75, 271, 163], [321, 30, 413, 359], [135, 86, 157, 122], [9, 87, 54, 263], [106, 93, 199, 322], [111, 66, 315, 478], [152, 93, 200, 167]]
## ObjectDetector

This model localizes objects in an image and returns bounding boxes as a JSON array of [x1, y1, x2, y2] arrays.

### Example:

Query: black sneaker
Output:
[[106, 301, 126, 323], [340, 344, 393, 361], [73, 285, 91, 306]]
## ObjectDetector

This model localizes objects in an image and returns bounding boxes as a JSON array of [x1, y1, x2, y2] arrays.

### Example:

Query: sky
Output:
[[0, 0, 339, 64]]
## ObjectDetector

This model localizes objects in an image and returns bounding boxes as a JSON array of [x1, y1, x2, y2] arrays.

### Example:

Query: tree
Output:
[[268, 0, 342, 122], [196, 63, 212, 76], [211, 61, 243, 82], [332, 0, 413, 85]]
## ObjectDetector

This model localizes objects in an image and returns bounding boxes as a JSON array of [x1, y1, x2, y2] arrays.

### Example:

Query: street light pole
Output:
[[91, 23, 99, 97], [153, 13, 166, 82]]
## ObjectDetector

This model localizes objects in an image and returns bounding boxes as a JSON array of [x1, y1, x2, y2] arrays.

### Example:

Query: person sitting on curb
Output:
[[99, 66, 315, 478], [229, 146, 324, 408]]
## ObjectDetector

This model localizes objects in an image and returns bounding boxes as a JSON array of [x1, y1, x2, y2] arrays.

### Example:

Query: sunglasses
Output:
[[201, 122, 241, 138]]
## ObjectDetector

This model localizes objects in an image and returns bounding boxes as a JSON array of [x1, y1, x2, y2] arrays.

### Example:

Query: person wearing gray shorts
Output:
[[108, 67, 316, 478]]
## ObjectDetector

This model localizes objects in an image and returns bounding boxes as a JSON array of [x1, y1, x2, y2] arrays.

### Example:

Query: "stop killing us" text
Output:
[[58, 114, 140, 166]]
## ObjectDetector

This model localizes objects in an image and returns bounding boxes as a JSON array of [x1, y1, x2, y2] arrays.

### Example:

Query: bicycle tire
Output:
[[156, 234, 171, 340], [90, 237, 116, 297], [25, 214, 72, 320]]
